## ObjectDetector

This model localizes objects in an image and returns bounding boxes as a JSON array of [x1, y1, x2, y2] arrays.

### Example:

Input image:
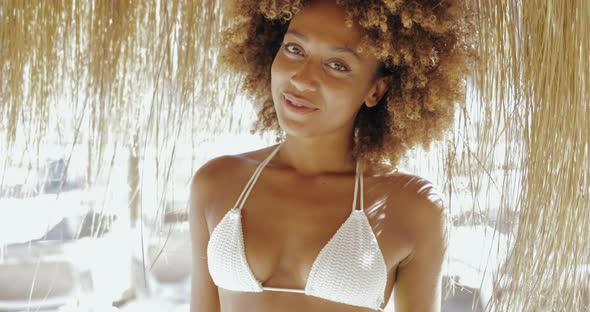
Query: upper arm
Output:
[[189, 158, 229, 312], [393, 183, 449, 312]]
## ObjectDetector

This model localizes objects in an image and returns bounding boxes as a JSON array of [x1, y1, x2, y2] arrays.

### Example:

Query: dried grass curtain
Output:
[[0, 0, 589, 311], [467, 0, 589, 310], [0, 0, 241, 188]]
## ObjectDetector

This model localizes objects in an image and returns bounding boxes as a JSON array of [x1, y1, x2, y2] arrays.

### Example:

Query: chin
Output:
[[275, 111, 319, 139]]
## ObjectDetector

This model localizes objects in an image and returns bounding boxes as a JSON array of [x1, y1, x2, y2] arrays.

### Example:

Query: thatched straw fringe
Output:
[[469, 0, 590, 310], [0, 0, 240, 185], [0, 0, 589, 311]]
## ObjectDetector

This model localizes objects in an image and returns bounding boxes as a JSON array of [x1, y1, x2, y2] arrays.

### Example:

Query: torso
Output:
[[203, 145, 434, 312]]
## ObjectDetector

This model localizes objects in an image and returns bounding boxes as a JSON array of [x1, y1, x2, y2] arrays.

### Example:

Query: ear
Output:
[[364, 76, 390, 108]]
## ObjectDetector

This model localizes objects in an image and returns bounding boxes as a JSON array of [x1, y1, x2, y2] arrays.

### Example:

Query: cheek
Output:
[[322, 86, 367, 117], [270, 58, 289, 108], [271, 56, 291, 83], [322, 76, 363, 99]]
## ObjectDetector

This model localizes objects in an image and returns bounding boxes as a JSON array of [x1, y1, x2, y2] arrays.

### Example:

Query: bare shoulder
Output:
[[392, 171, 444, 210], [376, 168, 447, 236], [189, 145, 278, 218], [369, 163, 442, 201], [376, 170, 448, 270], [189, 155, 240, 223], [191, 145, 275, 188], [190, 155, 241, 196]]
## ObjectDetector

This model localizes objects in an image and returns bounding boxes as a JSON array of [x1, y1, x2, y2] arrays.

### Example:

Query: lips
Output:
[[283, 92, 318, 113], [283, 92, 318, 109]]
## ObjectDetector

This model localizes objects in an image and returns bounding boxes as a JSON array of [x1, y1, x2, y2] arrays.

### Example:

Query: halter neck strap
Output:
[[352, 161, 364, 211], [234, 144, 282, 210], [234, 144, 364, 212]]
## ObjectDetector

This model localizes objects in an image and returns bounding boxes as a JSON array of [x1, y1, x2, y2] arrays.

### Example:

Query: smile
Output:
[[283, 93, 319, 115]]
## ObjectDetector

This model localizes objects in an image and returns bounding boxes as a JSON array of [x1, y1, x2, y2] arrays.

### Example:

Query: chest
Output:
[[206, 170, 413, 289]]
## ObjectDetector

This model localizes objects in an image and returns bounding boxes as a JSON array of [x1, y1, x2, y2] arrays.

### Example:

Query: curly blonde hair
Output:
[[220, 0, 475, 166]]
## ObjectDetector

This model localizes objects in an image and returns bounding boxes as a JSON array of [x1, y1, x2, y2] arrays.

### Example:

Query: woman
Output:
[[190, 0, 472, 311]]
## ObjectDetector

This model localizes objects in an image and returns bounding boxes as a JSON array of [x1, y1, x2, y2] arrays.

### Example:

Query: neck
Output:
[[275, 132, 357, 176]]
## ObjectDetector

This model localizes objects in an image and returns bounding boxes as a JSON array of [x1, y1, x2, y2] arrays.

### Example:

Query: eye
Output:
[[283, 43, 303, 55], [328, 61, 350, 72]]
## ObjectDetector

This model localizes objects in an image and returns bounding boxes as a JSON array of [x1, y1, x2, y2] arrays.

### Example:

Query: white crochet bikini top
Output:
[[206, 144, 388, 311]]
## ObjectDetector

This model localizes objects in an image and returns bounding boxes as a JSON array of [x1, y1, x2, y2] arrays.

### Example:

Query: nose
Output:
[[290, 59, 319, 92]]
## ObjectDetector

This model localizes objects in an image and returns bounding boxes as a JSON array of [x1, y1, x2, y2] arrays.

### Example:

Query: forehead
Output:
[[287, 0, 365, 50]]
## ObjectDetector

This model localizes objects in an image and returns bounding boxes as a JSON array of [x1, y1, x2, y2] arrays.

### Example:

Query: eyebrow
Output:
[[285, 29, 361, 61]]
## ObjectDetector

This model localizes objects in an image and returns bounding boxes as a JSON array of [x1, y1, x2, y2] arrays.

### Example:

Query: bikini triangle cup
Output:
[[206, 144, 388, 311]]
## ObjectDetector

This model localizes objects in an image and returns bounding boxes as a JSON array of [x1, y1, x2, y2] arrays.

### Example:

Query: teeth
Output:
[[293, 102, 303, 107]]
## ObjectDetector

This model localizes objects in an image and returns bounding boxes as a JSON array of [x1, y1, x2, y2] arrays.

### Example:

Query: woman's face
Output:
[[270, 0, 388, 139]]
